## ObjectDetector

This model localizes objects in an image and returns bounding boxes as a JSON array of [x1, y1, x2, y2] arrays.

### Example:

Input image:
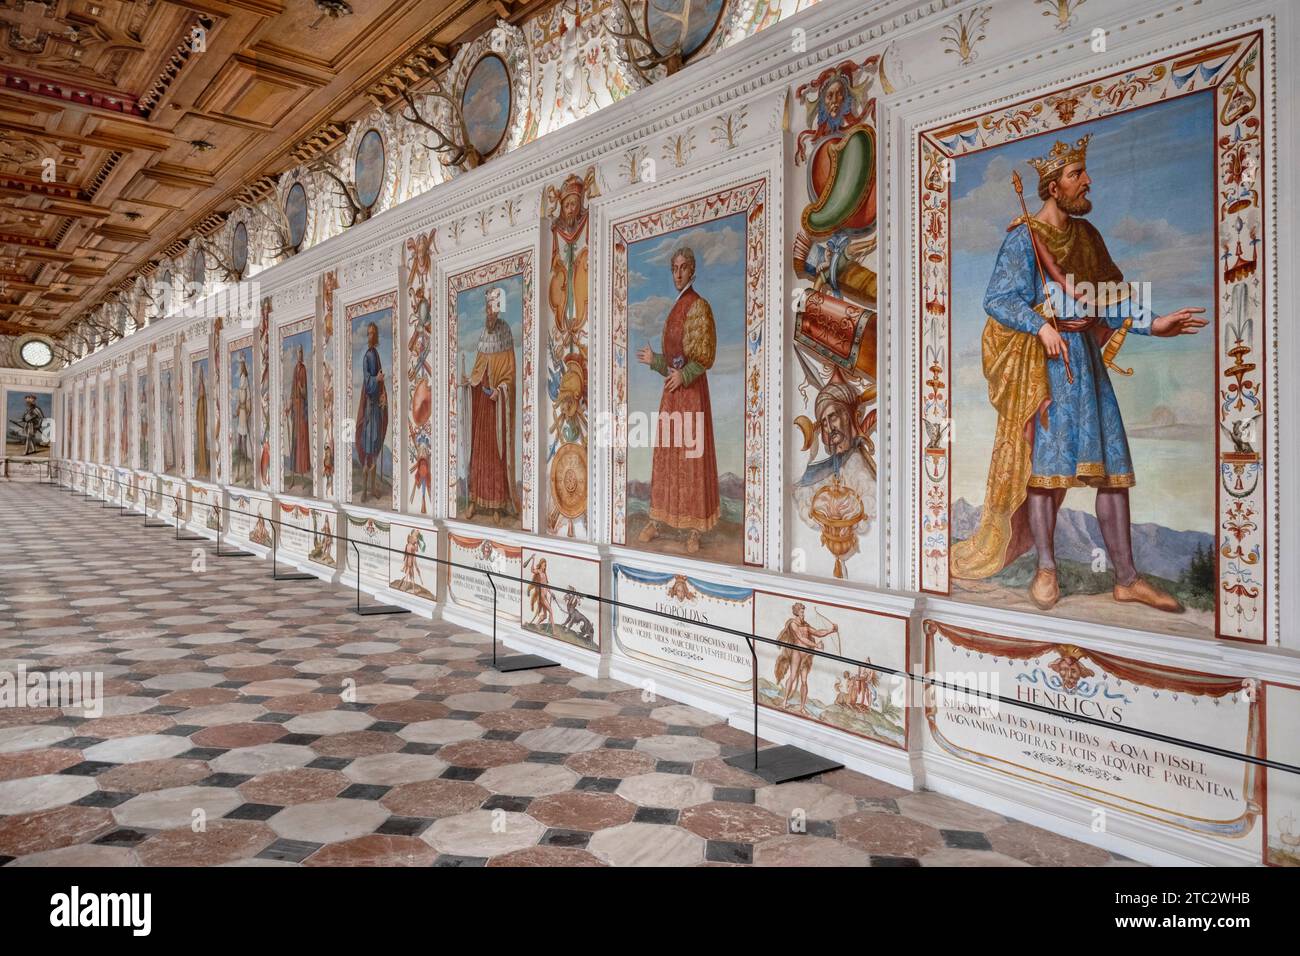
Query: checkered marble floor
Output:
[[0, 482, 1138, 867]]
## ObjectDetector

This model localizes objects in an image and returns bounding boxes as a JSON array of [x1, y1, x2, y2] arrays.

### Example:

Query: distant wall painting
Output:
[[90, 384, 100, 462], [257, 298, 273, 489], [191, 354, 211, 482], [543, 169, 597, 538], [611, 181, 768, 566], [136, 370, 150, 470], [918, 35, 1270, 644], [521, 548, 601, 653], [404, 235, 434, 514], [447, 533, 521, 623], [210, 318, 224, 485], [645, 0, 728, 63], [390, 522, 437, 601], [1264, 683, 1300, 866], [5, 389, 52, 458], [279, 319, 315, 495], [102, 381, 112, 465], [924, 620, 1260, 836], [789, 57, 881, 582], [448, 251, 535, 531], [159, 361, 176, 473], [118, 377, 128, 464], [229, 338, 255, 486], [346, 293, 398, 509], [611, 564, 753, 689], [320, 271, 338, 498], [462, 53, 512, 159], [754, 592, 906, 748], [354, 128, 385, 211]]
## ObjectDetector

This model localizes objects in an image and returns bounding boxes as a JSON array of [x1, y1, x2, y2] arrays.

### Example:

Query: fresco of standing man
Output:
[[354, 321, 389, 502], [635, 245, 719, 555], [464, 286, 517, 522], [952, 135, 1207, 613]]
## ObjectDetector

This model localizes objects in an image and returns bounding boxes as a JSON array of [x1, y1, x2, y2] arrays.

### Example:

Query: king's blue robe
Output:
[[983, 222, 1153, 489]]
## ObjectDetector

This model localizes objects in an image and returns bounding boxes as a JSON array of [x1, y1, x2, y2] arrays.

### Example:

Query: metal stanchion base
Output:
[[490, 653, 561, 673], [724, 745, 843, 785], [355, 604, 410, 617], [273, 567, 316, 581], [143, 519, 169, 527], [217, 549, 256, 557]]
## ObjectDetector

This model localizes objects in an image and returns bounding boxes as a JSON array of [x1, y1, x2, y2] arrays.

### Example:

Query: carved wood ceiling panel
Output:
[[0, 0, 533, 338]]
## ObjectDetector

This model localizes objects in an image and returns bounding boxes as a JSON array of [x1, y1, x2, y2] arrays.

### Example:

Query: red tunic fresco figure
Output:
[[635, 245, 719, 555], [464, 286, 517, 521], [287, 345, 312, 479]]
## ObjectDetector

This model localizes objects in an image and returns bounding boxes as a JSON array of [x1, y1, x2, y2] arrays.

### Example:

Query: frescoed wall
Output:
[[4, 389, 53, 459], [279, 320, 316, 496], [610, 179, 769, 567], [448, 251, 535, 531], [190, 354, 212, 482], [917, 36, 1269, 645], [229, 337, 256, 487], [345, 293, 399, 510], [50, 1, 1296, 867]]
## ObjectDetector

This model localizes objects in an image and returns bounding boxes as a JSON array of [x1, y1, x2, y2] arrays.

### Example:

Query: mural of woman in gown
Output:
[[352, 317, 390, 505]]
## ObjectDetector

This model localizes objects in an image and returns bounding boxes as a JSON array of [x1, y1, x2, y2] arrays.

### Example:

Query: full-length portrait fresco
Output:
[[789, 57, 881, 582], [159, 362, 176, 473], [347, 294, 397, 509], [136, 370, 150, 470], [5, 390, 52, 458], [449, 251, 535, 530], [280, 322, 315, 495], [612, 180, 769, 567], [230, 340, 255, 486], [191, 355, 211, 481], [918, 36, 1270, 643]]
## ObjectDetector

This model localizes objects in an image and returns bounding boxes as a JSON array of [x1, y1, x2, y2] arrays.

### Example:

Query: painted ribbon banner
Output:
[[278, 504, 312, 558], [611, 565, 753, 690], [924, 621, 1259, 834], [447, 533, 521, 622]]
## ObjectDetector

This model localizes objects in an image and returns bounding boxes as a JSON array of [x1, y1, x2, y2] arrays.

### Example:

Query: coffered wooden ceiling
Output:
[[0, 0, 545, 340]]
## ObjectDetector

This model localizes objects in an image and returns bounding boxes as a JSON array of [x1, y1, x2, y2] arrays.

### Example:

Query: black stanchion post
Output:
[[350, 540, 409, 617], [486, 568, 559, 673]]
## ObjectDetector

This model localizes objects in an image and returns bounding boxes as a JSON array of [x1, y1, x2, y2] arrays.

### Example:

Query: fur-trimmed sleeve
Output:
[[682, 298, 716, 370]]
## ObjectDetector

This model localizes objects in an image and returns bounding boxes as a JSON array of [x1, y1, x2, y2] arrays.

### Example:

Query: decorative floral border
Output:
[[915, 33, 1271, 644], [445, 248, 537, 533], [256, 298, 272, 490], [343, 290, 399, 510], [404, 231, 435, 516], [609, 177, 768, 566], [320, 270, 338, 498]]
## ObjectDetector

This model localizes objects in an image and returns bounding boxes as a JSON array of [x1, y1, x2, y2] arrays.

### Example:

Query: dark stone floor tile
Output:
[[705, 840, 752, 864]]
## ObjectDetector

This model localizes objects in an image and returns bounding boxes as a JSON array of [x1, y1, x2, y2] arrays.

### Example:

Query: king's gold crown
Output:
[[1027, 134, 1091, 180]]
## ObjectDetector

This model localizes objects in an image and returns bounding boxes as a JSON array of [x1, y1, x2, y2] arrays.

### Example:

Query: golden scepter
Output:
[[1012, 170, 1073, 384]]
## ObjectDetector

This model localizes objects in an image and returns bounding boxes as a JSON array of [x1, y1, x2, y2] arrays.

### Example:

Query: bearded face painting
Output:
[[924, 56, 1263, 642], [137, 372, 149, 469]]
